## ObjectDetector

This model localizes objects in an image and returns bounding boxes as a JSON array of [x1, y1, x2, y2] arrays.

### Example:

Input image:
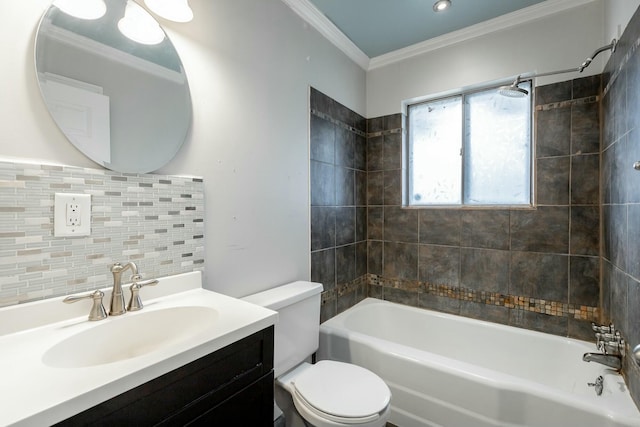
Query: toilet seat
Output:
[[292, 389, 381, 424], [281, 360, 391, 426]]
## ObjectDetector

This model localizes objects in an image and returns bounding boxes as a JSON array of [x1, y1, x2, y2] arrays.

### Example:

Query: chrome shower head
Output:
[[498, 77, 529, 98]]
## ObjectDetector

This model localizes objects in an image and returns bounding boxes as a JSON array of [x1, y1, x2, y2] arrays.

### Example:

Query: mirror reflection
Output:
[[35, 0, 192, 173]]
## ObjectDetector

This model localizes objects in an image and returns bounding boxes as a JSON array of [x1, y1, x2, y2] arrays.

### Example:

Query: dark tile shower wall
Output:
[[366, 75, 602, 341], [602, 4, 640, 409], [310, 88, 368, 322], [309, 5, 640, 409]]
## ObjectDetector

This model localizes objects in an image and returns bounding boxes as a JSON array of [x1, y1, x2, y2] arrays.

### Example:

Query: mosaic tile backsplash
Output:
[[0, 161, 204, 306]]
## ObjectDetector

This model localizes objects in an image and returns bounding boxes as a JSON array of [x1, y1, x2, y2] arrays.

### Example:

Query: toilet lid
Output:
[[292, 360, 391, 419]]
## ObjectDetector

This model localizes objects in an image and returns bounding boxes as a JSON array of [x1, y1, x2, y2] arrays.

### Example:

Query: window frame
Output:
[[404, 80, 535, 209]]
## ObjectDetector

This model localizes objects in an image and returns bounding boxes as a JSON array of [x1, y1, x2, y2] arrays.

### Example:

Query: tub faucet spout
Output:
[[582, 352, 621, 370], [109, 262, 138, 316]]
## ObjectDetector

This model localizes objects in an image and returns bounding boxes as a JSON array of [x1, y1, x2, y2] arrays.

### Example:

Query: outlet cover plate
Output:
[[54, 193, 91, 237]]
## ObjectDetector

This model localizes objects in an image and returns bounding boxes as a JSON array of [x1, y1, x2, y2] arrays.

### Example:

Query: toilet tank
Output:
[[242, 281, 323, 377]]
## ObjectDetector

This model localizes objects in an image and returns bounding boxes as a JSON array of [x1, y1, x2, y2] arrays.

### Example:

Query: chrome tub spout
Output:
[[583, 352, 621, 370]]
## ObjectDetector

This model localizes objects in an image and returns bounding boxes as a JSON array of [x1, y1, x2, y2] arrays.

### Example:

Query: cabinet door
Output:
[[56, 327, 274, 426], [185, 372, 274, 427]]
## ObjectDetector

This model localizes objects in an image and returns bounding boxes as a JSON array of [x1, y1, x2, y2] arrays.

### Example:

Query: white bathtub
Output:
[[318, 298, 640, 427]]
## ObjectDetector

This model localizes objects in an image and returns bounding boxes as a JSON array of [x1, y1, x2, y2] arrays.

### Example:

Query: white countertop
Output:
[[0, 271, 277, 426]]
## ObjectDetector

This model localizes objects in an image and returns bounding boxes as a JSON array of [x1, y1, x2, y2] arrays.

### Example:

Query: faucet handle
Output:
[[604, 340, 625, 356], [63, 290, 108, 321], [596, 332, 612, 351], [596, 332, 616, 341], [592, 322, 615, 334], [127, 274, 159, 311]]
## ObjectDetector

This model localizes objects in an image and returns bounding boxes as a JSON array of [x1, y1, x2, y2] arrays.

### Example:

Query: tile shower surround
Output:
[[311, 77, 601, 340], [601, 4, 640, 410], [310, 88, 369, 321], [367, 76, 601, 341], [0, 161, 204, 306]]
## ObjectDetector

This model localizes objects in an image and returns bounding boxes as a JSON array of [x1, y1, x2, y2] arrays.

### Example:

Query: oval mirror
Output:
[[34, 0, 192, 173]]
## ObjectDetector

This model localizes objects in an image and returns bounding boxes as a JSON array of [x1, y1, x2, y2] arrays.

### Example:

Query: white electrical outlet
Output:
[[67, 202, 81, 226], [54, 193, 91, 237]]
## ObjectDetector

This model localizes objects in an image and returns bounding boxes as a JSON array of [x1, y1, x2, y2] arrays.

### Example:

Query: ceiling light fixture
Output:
[[53, 0, 107, 20], [144, 0, 194, 23], [118, 0, 165, 45], [433, 0, 451, 12]]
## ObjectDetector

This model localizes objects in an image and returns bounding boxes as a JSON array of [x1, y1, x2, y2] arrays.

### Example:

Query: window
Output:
[[406, 81, 532, 207]]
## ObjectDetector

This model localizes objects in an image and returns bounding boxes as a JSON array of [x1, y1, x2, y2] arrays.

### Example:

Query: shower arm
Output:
[[578, 39, 618, 72], [519, 39, 617, 81]]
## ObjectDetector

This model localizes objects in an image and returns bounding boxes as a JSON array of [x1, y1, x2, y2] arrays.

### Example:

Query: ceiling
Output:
[[307, 0, 545, 58], [282, 0, 596, 70]]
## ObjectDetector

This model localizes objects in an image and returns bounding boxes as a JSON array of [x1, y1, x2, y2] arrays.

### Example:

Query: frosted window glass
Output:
[[408, 97, 462, 205], [407, 81, 532, 207], [464, 82, 531, 204]]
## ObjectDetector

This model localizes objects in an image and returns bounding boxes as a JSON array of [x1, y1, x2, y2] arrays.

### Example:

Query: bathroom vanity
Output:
[[56, 327, 274, 426], [0, 272, 277, 426]]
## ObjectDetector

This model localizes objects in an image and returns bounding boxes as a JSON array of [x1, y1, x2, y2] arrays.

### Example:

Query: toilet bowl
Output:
[[277, 361, 391, 427], [242, 281, 391, 427]]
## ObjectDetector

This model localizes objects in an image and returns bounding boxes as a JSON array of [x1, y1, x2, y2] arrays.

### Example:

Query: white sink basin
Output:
[[0, 271, 277, 427], [42, 306, 218, 368]]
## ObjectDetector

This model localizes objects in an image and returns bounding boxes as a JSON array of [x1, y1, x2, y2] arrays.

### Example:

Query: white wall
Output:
[[604, 0, 640, 42], [5, 0, 638, 299], [0, 0, 366, 298], [366, 1, 607, 118]]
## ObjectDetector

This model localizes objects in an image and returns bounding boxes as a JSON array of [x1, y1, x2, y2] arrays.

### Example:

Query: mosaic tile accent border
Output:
[[0, 161, 204, 307], [366, 128, 403, 138], [535, 95, 599, 111], [310, 109, 367, 138], [367, 274, 599, 322], [320, 275, 369, 322], [321, 276, 368, 305]]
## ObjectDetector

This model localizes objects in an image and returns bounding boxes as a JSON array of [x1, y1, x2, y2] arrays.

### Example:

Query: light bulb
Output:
[[53, 0, 106, 20], [118, 0, 165, 45], [144, 0, 193, 23]]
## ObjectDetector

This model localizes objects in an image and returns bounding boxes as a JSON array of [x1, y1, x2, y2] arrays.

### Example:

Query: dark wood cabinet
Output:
[[55, 327, 274, 426]]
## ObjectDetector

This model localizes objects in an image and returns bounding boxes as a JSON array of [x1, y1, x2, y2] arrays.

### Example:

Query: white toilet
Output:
[[243, 281, 391, 427]]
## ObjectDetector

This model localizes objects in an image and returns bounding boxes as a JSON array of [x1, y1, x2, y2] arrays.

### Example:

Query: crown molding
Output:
[[280, 0, 370, 70], [369, 0, 597, 70], [282, 0, 597, 72]]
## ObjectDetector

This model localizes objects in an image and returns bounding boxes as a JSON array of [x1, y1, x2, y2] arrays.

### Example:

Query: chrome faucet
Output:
[[583, 352, 621, 370], [584, 322, 625, 371], [109, 262, 138, 315]]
